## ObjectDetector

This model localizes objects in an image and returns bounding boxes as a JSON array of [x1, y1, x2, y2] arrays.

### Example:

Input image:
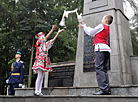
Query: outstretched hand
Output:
[[78, 24, 86, 28], [58, 28, 64, 33], [51, 28, 64, 43], [52, 25, 56, 30]]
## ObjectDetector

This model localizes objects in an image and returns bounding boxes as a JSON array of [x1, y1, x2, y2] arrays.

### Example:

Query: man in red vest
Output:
[[78, 15, 113, 95]]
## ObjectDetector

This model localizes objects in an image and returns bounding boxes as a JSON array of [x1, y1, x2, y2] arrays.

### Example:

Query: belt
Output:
[[11, 73, 20, 75], [93, 43, 108, 46], [40, 51, 48, 54]]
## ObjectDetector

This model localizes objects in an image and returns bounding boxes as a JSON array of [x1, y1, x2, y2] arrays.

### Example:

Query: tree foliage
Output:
[[125, 0, 138, 55], [0, 0, 18, 95], [130, 13, 138, 55]]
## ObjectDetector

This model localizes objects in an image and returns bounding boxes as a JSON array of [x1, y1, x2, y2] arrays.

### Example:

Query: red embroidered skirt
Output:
[[32, 53, 52, 73]]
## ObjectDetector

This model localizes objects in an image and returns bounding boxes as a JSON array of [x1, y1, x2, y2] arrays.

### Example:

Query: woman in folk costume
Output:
[[32, 25, 64, 96]]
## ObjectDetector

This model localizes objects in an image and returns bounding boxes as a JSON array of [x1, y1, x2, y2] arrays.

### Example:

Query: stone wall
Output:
[[131, 56, 138, 85]]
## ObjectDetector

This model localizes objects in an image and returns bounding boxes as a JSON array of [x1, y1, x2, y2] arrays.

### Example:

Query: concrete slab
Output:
[[14, 86, 138, 96]]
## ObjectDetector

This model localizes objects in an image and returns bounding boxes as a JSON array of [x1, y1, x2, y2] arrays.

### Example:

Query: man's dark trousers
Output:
[[9, 84, 19, 95], [95, 51, 110, 92]]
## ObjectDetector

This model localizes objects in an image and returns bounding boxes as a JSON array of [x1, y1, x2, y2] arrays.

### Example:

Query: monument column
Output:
[[74, 0, 133, 87]]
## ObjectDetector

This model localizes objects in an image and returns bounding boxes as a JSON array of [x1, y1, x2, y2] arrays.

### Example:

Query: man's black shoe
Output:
[[93, 90, 111, 95]]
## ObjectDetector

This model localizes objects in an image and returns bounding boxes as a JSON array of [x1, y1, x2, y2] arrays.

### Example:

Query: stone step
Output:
[[15, 85, 138, 96], [1, 95, 138, 102]]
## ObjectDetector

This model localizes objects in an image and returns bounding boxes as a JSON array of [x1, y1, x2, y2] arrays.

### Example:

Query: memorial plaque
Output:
[[83, 32, 110, 72], [48, 65, 75, 87], [83, 32, 95, 72]]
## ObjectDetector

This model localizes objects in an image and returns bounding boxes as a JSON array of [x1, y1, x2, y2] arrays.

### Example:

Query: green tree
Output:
[[130, 12, 138, 55], [125, 0, 138, 54], [0, 0, 18, 94]]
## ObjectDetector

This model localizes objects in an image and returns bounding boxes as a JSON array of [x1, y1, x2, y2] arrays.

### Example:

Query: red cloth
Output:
[[93, 24, 109, 45], [35, 44, 39, 59]]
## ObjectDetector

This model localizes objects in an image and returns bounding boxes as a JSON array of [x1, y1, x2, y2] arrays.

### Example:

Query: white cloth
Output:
[[59, 8, 78, 26], [64, 9, 78, 18], [94, 44, 111, 53], [16, 60, 20, 62], [76, 11, 83, 23], [6, 79, 9, 84], [35, 69, 45, 93], [19, 84, 22, 87], [83, 24, 111, 53]]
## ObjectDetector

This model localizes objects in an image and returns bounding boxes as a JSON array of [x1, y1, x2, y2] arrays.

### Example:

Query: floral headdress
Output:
[[35, 32, 45, 39]]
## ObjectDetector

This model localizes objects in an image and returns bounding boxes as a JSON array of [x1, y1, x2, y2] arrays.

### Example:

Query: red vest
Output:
[[93, 24, 109, 45]]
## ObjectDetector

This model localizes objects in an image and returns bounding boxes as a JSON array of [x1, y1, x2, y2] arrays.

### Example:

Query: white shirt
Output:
[[83, 24, 111, 53], [16, 60, 20, 62]]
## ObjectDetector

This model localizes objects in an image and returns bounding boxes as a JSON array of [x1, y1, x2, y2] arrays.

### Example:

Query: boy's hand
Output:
[[58, 28, 64, 33], [78, 24, 85, 28], [52, 25, 56, 30]]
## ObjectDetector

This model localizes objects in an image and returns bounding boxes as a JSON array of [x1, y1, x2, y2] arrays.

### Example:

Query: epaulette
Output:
[[20, 61, 24, 63]]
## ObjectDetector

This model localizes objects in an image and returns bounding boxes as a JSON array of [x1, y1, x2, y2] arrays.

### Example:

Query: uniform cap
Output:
[[17, 49, 24, 58]]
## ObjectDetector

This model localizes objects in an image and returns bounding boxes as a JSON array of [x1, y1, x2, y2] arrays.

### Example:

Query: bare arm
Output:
[[45, 25, 56, 40], [51, 28, 64, 43]]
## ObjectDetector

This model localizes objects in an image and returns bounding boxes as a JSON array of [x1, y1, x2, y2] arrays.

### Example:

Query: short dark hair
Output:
[[105, 15, 113, 25]]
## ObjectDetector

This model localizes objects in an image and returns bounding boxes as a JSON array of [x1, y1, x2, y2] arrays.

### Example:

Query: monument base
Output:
[[15, 85, 138, 96], [1, 95, 138, 102]]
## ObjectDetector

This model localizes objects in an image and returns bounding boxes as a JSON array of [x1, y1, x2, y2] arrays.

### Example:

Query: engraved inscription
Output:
[[48, 65, 75, 87], [83, 31, 95, 72]]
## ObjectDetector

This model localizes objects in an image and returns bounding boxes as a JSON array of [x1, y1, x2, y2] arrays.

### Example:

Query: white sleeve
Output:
[[83, 24, 104, 37], [46, 40, 54, 50]]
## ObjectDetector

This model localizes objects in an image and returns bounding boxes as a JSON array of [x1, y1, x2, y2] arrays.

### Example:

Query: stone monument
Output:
[[74, 0, 133, 87]]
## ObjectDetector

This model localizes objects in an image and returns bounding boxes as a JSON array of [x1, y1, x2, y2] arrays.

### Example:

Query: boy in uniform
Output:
[[6, 49, 25, 95]]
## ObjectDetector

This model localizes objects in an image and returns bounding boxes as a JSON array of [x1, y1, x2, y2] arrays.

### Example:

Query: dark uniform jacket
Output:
[[8, 60, 25, 84]]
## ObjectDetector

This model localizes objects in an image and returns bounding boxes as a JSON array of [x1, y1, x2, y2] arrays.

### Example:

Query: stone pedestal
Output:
[[130, 56, 138, 85], [74, 0, 133, 87], [3, 93, 138, 102], [44, 72, 49, 88], [14, 86, 138, 96]]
